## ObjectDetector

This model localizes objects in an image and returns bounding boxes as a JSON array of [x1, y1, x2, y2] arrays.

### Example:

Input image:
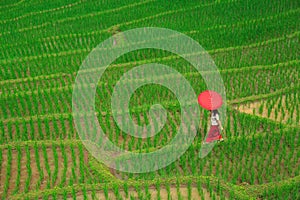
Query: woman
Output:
[[204, 109, 224, 143], [108, 25, 126, 46]]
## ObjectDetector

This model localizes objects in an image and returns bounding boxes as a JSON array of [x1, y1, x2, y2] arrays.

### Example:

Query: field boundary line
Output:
[[0, 0, 223, 36], [0, 139, 82, 150], [245, 175, 300, 197], [1, 85, 299, 124], [185, 7, 300, 35], [0, 0, 236, 52], [88, 155, 121, 183], [0, 122, 295, 154], [198, 126, 293, 148], [2, 84, 299, 124], [229, 84, 300, 105], [0, 126, 291, 151], [1, 59, 299, 99], [0, 0, 156, 36], [1, 6, 298, 54], [0, 0, 25, 10], [117, 126, 296, 164], [9, 174, 252, 200], [0, 29, 298, 69], [0, 0, 87, 24], [1, 132, 297, 200]]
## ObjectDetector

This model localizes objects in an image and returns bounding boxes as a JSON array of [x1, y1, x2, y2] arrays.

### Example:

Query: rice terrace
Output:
[[0, 0, 299, 199]]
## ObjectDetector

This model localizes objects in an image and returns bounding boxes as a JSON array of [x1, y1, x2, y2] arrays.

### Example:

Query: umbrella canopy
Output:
[[198, 90, 223, 110]]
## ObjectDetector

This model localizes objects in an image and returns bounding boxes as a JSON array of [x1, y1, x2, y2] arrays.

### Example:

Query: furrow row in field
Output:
[[0, 0, 25, 10], [0, 0, 217, 37], [3, 0, 225, 52], [234, 92, 300, 125], [27, 175, 300, 200], [0, 0, 156, 24], [4, 126, 298, 199], [246, 175, 300, 199], [0, 0, 81, 14], [0, 0, 87, 24], [9, 175, 247, 200], [1, 61, 298, 124], [1, 7, 298, 60], [0, 33, 298, 97], [0, 29, 298, 82], [1, 59, 298, 99], [117, 126, 299, 185], [0, 90, 287, 145], [0, 142, 107, 199]]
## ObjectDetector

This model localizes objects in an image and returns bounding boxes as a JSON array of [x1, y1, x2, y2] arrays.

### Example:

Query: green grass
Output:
[[0, 0, 299, 199]]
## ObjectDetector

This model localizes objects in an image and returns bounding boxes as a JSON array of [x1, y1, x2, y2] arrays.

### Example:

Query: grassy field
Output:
[[0, 0, 299, 199]]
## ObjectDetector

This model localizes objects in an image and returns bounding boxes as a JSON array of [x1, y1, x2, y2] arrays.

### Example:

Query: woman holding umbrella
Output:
[[198, 90, 225, 144], [206, 109, 224, 143]]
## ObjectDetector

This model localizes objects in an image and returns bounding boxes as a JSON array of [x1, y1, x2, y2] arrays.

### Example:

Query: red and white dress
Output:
[[206, 113, 222, 143]]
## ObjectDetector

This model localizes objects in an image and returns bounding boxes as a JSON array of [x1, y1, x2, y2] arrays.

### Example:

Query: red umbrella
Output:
[[198, 90, 223, 110]]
